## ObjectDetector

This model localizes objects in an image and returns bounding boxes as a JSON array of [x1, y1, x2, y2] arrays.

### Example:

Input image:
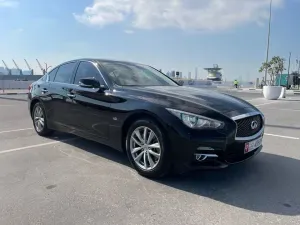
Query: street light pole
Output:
[[287, 52, 291, 88], [44, 63, 52, 73], [264, 0, 273, 85]]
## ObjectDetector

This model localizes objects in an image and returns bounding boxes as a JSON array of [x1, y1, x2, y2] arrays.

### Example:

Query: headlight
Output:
[[166, 108, 224, 129]]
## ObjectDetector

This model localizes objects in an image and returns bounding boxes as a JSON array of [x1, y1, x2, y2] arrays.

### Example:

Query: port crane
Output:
[[36, 59, 46, 75], [24, 59, 34, 75], [12, 59, 23, 76], [1, 60, 12, 75]]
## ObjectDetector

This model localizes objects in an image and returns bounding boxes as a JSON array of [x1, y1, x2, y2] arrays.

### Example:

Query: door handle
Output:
[[67, 93, 76, 98], [41, 89, 48, 94]]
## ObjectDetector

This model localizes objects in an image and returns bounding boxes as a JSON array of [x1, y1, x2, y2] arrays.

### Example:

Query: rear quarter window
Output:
[[48, 67, 59, 82], [54, 62, 77, 84], [39, 75, 47, 82]]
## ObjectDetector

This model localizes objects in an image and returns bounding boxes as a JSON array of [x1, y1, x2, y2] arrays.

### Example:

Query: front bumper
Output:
[[168, 127, 264, 173], [27, 93, 32, 116]]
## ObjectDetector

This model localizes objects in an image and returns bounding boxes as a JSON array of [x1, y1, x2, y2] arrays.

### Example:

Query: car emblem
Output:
[[251, 120, 258, 130]]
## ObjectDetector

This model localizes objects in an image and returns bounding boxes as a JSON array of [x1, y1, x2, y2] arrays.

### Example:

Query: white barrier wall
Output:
[[183, 80, 213, 87], [0, 75, 42, 90], [0, 80, 34, 89]]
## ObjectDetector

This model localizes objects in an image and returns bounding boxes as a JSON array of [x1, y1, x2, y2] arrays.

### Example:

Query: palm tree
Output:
[[259, 56, 285, 86]]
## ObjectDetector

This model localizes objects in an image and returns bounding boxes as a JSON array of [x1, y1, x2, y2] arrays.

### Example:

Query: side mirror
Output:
[[79, 77, 100, 89]]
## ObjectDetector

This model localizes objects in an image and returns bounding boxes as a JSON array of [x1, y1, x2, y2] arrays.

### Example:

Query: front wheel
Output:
[[32, 102, 53, 137], [126, 119, 171, 178]]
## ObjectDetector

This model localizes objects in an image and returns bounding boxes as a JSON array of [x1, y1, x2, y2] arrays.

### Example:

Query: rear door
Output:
[[48, 61, 78, 132], [38, 67, 58, 120], [65, 61, 112, 140]]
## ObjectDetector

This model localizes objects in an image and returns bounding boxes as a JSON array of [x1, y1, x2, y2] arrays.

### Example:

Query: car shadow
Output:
[[158, 153, 300, 216], [54, 133, 300, 216], [55, 132, 130, 167]]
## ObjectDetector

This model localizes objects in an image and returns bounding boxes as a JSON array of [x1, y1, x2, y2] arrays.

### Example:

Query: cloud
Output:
[[0, 0, 19, 8], [74, 0, 284, 31], [124, 29, 134, 34], [73, 0, 131, 27]]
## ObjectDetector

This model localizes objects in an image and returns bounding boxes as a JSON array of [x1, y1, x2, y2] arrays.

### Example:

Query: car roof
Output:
[[50, 58, 149, 72], [76, 58, 145, 66]]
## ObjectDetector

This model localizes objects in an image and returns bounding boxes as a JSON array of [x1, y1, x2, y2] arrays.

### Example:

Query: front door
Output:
[[64, 61, 112, 141]]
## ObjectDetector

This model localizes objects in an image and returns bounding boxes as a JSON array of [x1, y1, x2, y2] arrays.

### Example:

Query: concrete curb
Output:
[[217, 87, 296, 95], [0, 92, 28, 96], [293, 89, 300, 94]]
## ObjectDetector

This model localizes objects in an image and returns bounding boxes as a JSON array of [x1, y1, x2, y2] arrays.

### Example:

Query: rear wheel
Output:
[[126, 119, 171, 178], [32, 102, 53, 136]]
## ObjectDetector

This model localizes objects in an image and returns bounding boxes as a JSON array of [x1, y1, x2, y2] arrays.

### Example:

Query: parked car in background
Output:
[[28, 59, 265, 178]]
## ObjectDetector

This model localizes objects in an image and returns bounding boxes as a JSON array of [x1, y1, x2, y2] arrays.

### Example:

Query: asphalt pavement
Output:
[[0, 90, 300, 225]]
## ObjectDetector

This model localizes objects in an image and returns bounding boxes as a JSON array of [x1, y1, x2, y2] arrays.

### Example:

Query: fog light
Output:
[[195, 154, 218, 162], [197, 147, 215, 151]]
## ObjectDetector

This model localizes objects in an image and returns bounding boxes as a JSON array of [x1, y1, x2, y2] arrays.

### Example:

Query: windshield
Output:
[[101, 62, 178, 87]]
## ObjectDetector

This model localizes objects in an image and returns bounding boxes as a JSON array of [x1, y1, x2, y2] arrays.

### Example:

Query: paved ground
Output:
[[0, 91, 300, 225]]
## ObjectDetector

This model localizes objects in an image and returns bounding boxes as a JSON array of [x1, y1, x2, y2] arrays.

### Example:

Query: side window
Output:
[[73, 61, 103, 84], [39, 75, 47, 82], [54, 62, 76, 84], [48, 67, 58, 82]]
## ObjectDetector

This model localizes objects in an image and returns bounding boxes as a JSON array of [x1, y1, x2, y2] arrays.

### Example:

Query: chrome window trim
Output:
[[231, 111, 265, 141], [52, 61, 78, 84], [87, 61, 110, 88], [48, 60, 110, 89], [72, 60, 110, 89]]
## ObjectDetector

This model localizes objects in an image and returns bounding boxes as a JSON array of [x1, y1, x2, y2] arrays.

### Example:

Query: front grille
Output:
[[235, 115, 263, 137]]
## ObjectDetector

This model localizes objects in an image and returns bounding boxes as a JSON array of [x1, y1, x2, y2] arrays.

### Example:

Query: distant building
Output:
[[170, 71, 176, 78], [22, 70, 33, 75], [0, 67, 7, 75], [10, 69, 21, 75], [204, 64, 223, 81], [166, 70, 182, 78], [0, 67, 10, 75]]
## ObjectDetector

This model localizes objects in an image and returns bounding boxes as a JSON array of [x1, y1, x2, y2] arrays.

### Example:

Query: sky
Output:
[[0, 0, 300, 80]]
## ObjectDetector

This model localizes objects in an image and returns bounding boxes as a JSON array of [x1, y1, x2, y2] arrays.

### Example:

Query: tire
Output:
[[125, 118, 171, 178], [32, 102, 54, 137]]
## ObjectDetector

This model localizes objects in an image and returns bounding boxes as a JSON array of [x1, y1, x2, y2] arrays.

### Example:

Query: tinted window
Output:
[[54, 62, 76, 83], [73, 61, 102, 84], [48, 67, 58, 82], [101, 62, 178, 86]]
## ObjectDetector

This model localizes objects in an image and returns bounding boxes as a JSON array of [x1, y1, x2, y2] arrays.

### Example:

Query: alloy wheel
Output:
[[130, 126, 161, 171], [34, 105, 45, 132]]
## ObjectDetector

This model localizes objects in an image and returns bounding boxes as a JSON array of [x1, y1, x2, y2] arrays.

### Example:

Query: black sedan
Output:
[[28, 59, 264, 178]]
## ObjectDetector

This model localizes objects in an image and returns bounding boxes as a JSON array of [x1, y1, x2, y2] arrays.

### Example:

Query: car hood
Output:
[[121, 86, 256, 114]]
